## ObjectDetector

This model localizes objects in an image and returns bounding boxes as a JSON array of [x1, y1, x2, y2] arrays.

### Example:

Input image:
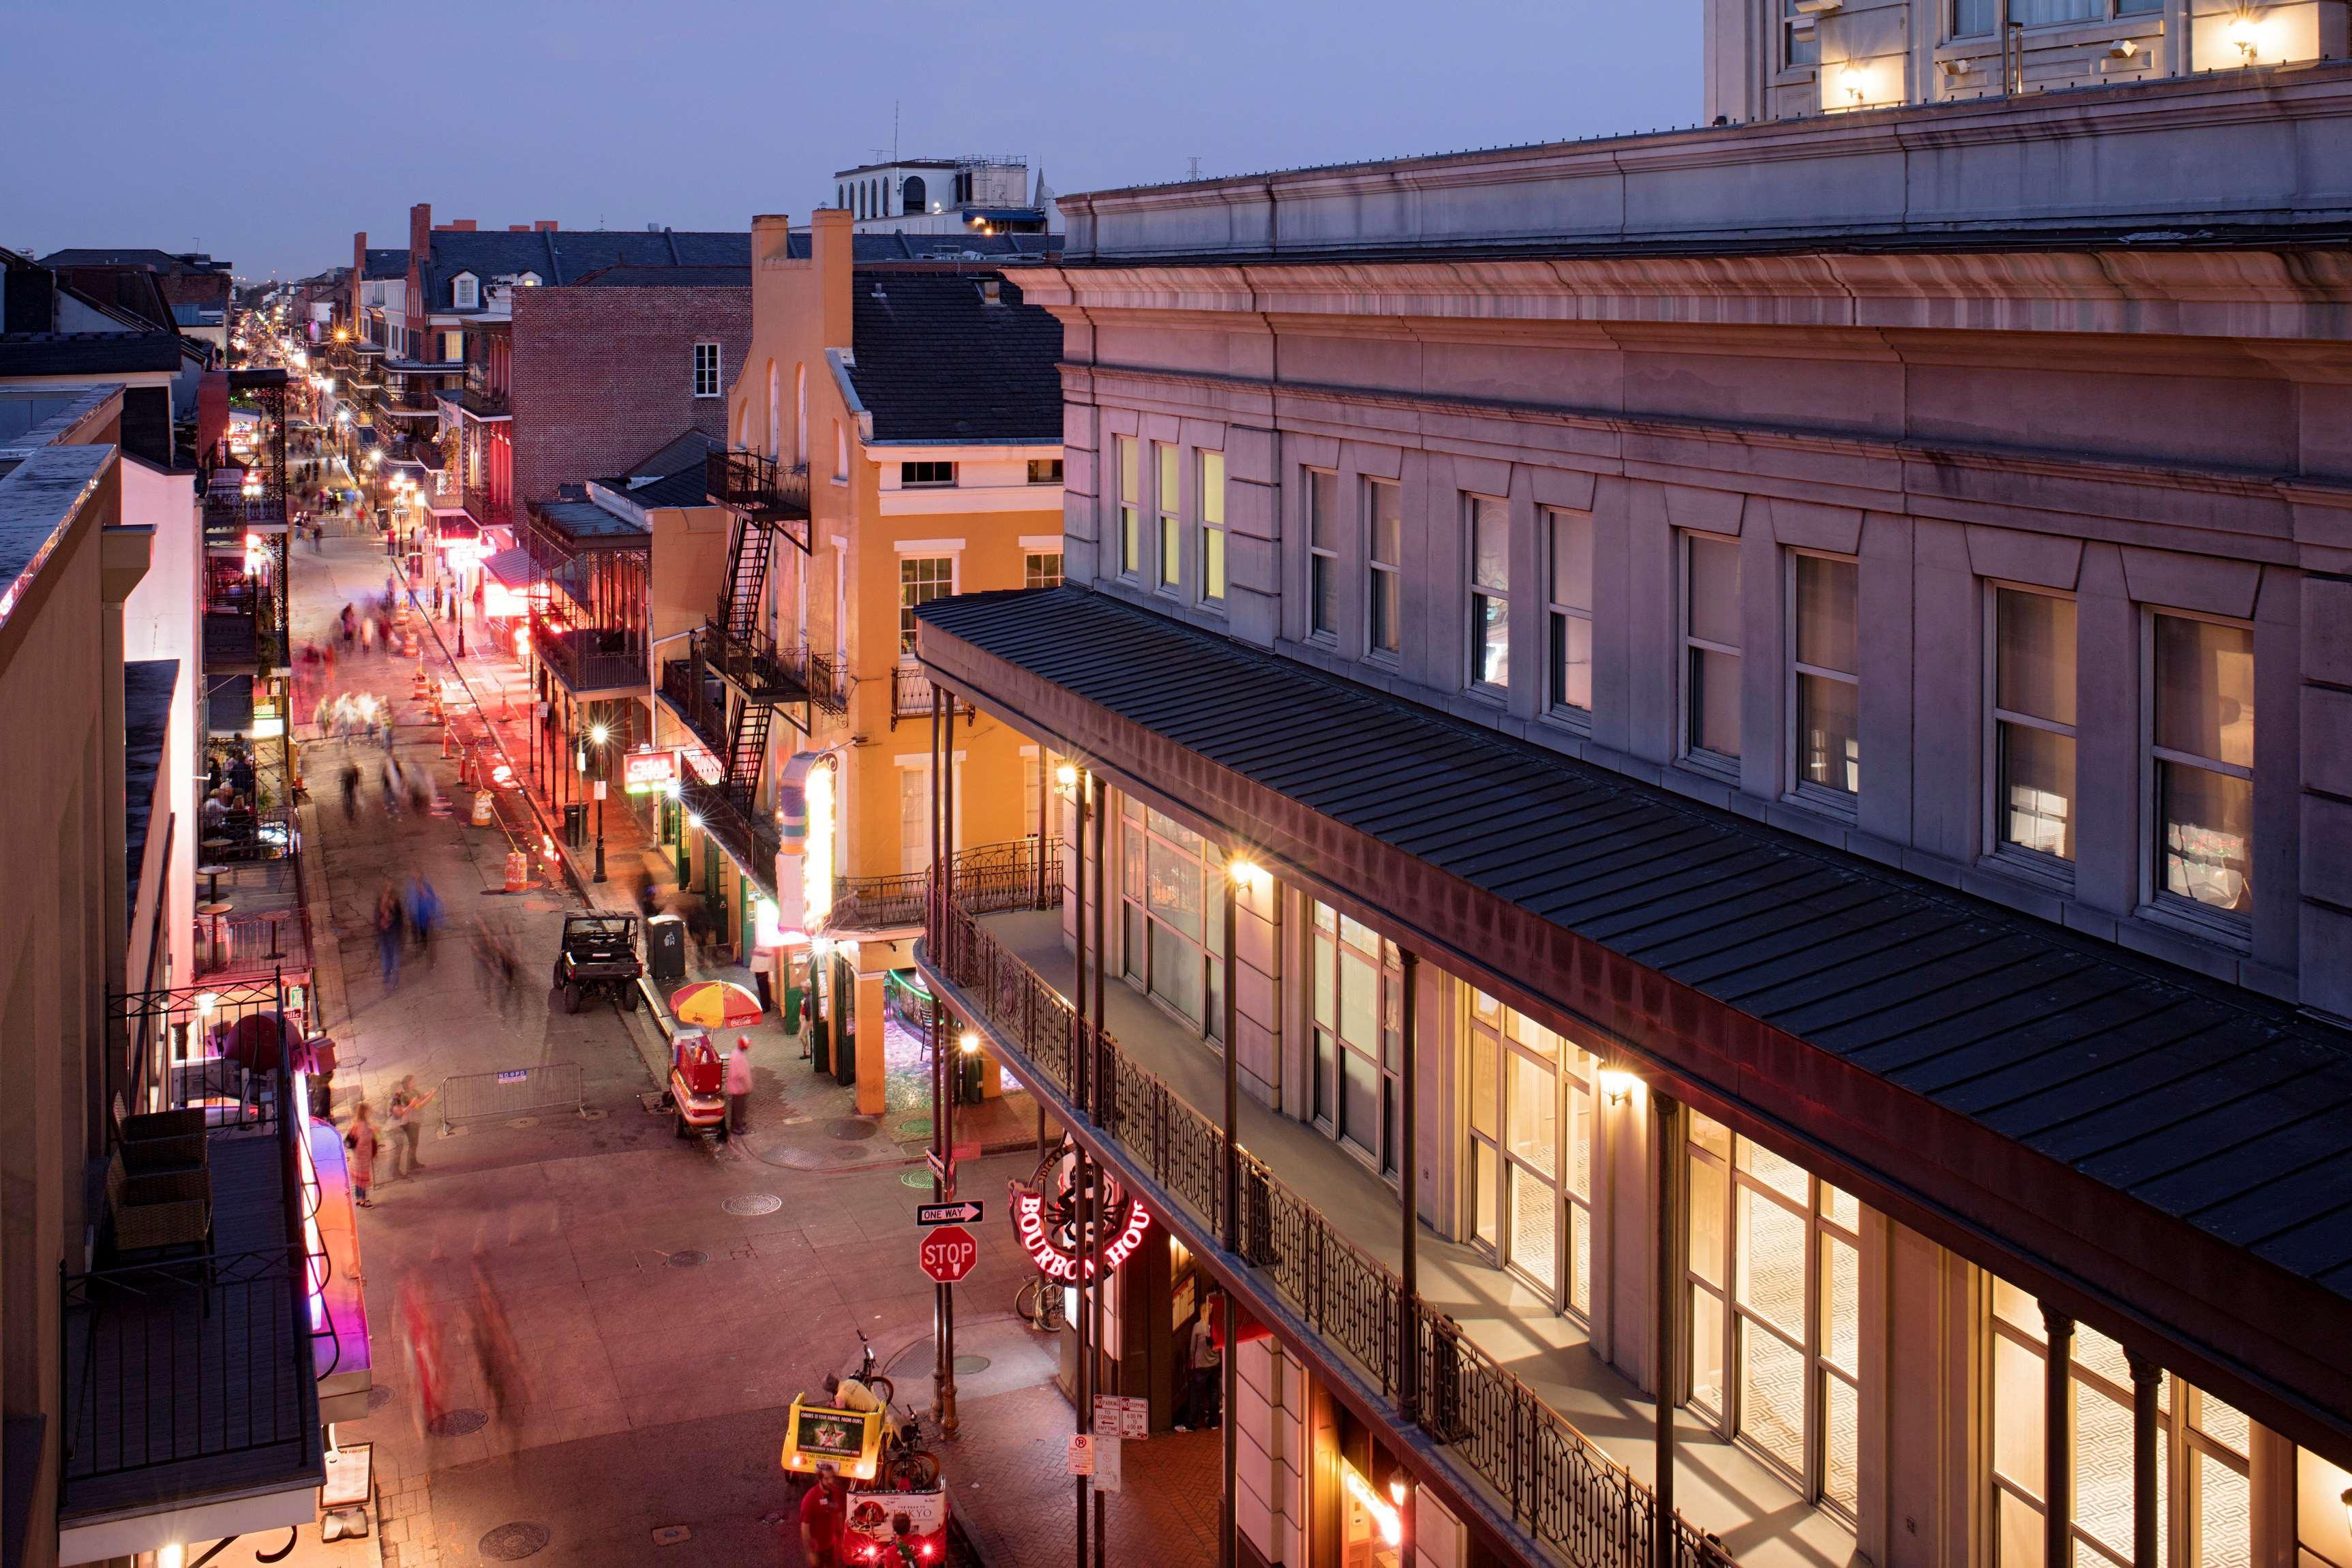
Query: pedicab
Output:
[[780, 1387, 950, 1563], [667, 1029, 726, 1140]]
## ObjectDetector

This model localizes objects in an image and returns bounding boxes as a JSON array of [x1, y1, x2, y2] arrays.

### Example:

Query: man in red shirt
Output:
[[798, 1462, 848, 1567]]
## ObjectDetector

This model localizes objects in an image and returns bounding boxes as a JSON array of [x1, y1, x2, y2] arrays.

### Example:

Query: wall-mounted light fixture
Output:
[[1599, 1068, 1640, 1108], [2229, 10, 2261, 60], [1839, 62, 1868, 104], [2107, 37, 2139, 59], [959, 1031, 980, 1055]]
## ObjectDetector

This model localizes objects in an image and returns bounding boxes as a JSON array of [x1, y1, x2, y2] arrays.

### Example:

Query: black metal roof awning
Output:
[[915, 585, 2352, 1462]]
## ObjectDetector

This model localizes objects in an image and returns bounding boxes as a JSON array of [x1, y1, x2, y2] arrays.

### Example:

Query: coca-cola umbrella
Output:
[[220, 1010, 300, 1073]]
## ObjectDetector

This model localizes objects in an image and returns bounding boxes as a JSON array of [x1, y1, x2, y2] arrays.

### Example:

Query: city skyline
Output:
[[1, 0, 1701, 278]]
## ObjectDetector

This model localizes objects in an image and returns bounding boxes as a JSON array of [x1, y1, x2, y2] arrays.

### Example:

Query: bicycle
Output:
[[1014, 1272, 1067, 1333], [879, 1414, 942, 1491], [849, 1326, 897, 1408]]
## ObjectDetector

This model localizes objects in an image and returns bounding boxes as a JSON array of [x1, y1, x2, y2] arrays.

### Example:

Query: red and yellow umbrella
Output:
[[669, 980, 764, 1028]]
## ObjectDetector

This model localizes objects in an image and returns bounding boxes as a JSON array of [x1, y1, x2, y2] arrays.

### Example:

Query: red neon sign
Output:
[[1010, 1185, 1151, 1283]]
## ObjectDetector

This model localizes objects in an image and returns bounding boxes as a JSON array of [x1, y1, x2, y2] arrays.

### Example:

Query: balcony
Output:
[[706, 448, 811, 522], [191, 854, 312, 982], [830, 837, 1061, 935], [533, 622, 646, 697], [927, 892, 1852, 1568], [659, 654, 732, 762], [890, 663, 976, 729], [679, 779, 781, 895]]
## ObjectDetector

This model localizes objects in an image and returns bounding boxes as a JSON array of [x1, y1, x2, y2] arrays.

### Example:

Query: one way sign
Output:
[[916, 1201, 984, 1227]]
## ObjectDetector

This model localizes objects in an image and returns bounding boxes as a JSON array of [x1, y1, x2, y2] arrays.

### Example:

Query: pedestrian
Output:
[[346, 1101, 379, 1207], [389, 1074, 434, 1176], [725, 1037, 753, 1140], [376, 885, 405, 989], [1177, 1301, 1222, 1432], [408, 875, 441, 965], [381, 758, 403, 819], [469, 1263, 526, 1436], [798, 1463, 848, 1568], [340, 762, 360, 824]]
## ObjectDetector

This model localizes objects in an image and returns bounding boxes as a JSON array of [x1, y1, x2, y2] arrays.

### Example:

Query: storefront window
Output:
[[1989, 1278, 2250, 1567], [1687, 1114, 1860, 1519], [1119, 798, 1224, 1039], [1309, 902, 1402, 1175], [1465, 991, 1597, 1320]]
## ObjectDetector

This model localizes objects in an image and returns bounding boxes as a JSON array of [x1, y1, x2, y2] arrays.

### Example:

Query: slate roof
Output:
[[38, 249, 230, 276], [421, 230, 749, 307], [846, 273, 1062, 444], [600, 429, 721, 509], [530, 496, 648, 545], [0, 333, 185, 376], [916, 587, 2352, 1309], [570, 265, 749, 288], [361, 248, 408, 281]]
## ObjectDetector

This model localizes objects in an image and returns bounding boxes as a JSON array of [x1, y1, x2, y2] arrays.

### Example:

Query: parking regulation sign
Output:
[[918, 1224, 978, 1284]]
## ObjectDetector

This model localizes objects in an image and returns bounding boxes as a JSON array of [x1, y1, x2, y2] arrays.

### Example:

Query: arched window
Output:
[[794, 364, 808, 466], [736, 397, 749, 449], [901, 175, 926, 213], [834, 419, 848, 481], [766, 361, 780, 456]]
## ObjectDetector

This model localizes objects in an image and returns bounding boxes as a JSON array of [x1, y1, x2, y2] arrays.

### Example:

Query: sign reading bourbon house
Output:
[[1009, 1140, 1152, 1283]]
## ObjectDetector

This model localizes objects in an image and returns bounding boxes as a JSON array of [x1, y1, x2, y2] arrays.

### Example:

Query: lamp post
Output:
[[590, 721, 610, 882]]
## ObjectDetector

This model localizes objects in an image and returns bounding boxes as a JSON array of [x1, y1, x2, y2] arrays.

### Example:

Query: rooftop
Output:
[[845, 272, 1062, 444], [597, 429, 721, 510], [0, 334, 185, 378], [361, 247, 408, 281], [530, 495, 648, 545], [569, 265, 749, 288], [37, 248, 230, 276], [1053, 60, 2352, 266]]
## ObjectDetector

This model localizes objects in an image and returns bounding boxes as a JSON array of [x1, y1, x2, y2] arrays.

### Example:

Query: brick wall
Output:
[[510, 285, 752, 506]]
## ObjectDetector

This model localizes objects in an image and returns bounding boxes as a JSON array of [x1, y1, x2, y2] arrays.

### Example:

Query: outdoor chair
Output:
[[104, 1150, 213, 1260], [111, 1096, 207, 1172]]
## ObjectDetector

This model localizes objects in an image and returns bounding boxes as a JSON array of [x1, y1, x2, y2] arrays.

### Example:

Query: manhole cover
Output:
[[581, 1107, 607, 1121], [652, 1524, 693, 1546], [900, 1170, 934, 1189], [507, 1117, 540, 1129], [479, 1521, 550, 1561], [667, 1250, 708, 1268], [954, 1354, 991, 1374], [825, 1118, 879, 1142], [366, 1385, 395, 1413], [901, 1117, 933, 1140], [428, 1408, 487, 1437], [723, 1194, 783, 1216]]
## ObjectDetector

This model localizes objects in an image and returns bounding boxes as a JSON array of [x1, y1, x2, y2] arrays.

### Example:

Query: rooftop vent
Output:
[[978, 279, 1003, 305]]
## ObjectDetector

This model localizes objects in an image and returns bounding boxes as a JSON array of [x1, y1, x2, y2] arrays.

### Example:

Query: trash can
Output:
[[563, 802, 586, 849], [646, 915, 687, 986]]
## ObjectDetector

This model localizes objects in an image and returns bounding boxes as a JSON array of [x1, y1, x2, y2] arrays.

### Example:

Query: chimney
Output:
[[752, 213, 793, 269], [409, 203, 432, 258], [508, 225, 531, 233], [351, 230, 366, 326], [533, 220, 558, 232], [813, 208, 853, 347], [442, 219, 477, 232]]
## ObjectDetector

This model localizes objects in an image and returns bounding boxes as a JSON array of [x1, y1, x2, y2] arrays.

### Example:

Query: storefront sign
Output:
[[1010, 1147, 1152, 1284], [623, 749, 678, 795]]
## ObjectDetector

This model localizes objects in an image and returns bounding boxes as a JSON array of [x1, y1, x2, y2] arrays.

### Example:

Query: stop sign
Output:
[[919, 1224, 978, 1284]]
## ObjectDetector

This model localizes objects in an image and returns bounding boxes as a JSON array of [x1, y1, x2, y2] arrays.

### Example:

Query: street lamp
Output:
[[590, 722, 612, 882]]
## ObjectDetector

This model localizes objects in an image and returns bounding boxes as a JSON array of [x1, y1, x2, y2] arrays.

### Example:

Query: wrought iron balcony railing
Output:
[[699, 622, 847, 717], [706, 448, 811, 522], [890, 663, 976, 727], [930, 884, 1736, 1568], [532, 622, 645, 695]]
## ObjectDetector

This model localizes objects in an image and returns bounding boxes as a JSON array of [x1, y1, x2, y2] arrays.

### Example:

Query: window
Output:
[[1547, 509, 1593, 714], [903, 175, 927, 211], [1119, 797, 1224, 1038], [1117, 438, 1141, 576], [1025, 552, 1064, 590], [1308, 902, 1405, 1176], [1027, 458, 1064, 485], [1156, 442, 1181, 592], [1367, 480, 1402, 656], [2152, 614, 2255, 915], [1989, 1283, 2252, 1568], [1308, 470, 1339, 638], [692, 342, 723, 399], [1469, 496, 1510, 690], [1792, 554, 1860, 798], [901, 461, 956, 487], [795, 365, 807, 464], [1199, 451, 1226, 604], [1685, 534, 1742, 763], [899, 556, 954, 657], [1953, 0, 1996, 33], [1465, 992, 1597, 1320], [451, 273, 479, 310], [834, 420, 848, 481], [1783, 0, 1820, 65], [1993, 588, 2077, 863], [1688, 1116, 1861, 1522]]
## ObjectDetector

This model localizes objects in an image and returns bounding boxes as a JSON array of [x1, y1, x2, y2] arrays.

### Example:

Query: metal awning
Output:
[[914, 585, 2352, 1462], [481, 546, 532, 590]]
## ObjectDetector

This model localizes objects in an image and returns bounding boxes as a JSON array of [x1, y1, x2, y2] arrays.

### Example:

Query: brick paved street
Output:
[[262, 525, 1208, 1568]]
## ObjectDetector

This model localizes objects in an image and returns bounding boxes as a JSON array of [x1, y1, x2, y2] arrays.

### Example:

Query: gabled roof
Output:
[[845, 272, 1063, 444], [37, 248, 230, 276], [599, 429, 721, 509]]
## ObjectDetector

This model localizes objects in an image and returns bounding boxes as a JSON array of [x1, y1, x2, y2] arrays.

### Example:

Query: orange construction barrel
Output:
[[472, 791, 494, 827], [504, 850, 528, 892]]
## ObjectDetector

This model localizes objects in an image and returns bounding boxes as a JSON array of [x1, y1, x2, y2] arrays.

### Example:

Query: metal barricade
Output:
[[438, 1063, 585, 1130]]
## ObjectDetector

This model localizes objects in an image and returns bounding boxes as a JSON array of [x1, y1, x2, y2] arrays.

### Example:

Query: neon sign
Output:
[[1008, 1141, 1151, 1282]]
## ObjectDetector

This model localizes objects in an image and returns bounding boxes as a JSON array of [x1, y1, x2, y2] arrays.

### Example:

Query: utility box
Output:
[[646, 915, 687, 986]]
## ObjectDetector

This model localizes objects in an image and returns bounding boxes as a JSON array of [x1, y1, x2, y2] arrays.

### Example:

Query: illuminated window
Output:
[[1117, 797, 1225, 1040], [1464, 992, 1596, 1320], [2152, 613, 2254, 916], [1468, 495, 1509, 691], [1992, 587, 2077, 863], [1198, 450, 1226, 604], [1687, 1116, 1861, 1521], [1308, 901, 1403, 1176]]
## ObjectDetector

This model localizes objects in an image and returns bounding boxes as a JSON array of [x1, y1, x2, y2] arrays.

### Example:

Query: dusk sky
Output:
[[3, 1, 1700, 281]]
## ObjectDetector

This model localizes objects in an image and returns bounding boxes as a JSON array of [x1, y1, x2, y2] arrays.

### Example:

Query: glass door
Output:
[[1465, 991, 1597, 1321]]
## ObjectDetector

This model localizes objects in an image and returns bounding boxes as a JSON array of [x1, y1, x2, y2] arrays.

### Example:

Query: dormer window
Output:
[[451, 272, 479, 310], [516, 271, 541, 289]]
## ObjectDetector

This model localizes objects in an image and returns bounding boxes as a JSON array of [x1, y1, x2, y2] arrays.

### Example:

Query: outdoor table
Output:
[[196, 901, 233, 971], [197, 863, 231, 901], [260, 909, 288, 961]]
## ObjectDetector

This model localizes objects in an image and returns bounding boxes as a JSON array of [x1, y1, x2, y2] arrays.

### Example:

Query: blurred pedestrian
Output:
[[725, 1037, 753, 1139], [346, 1101, 379, 1207], [340, 762, 360, 824], [376, 885, 405, 989], [408, 875, 442, 965], [468, 1263, 526, 1431]]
